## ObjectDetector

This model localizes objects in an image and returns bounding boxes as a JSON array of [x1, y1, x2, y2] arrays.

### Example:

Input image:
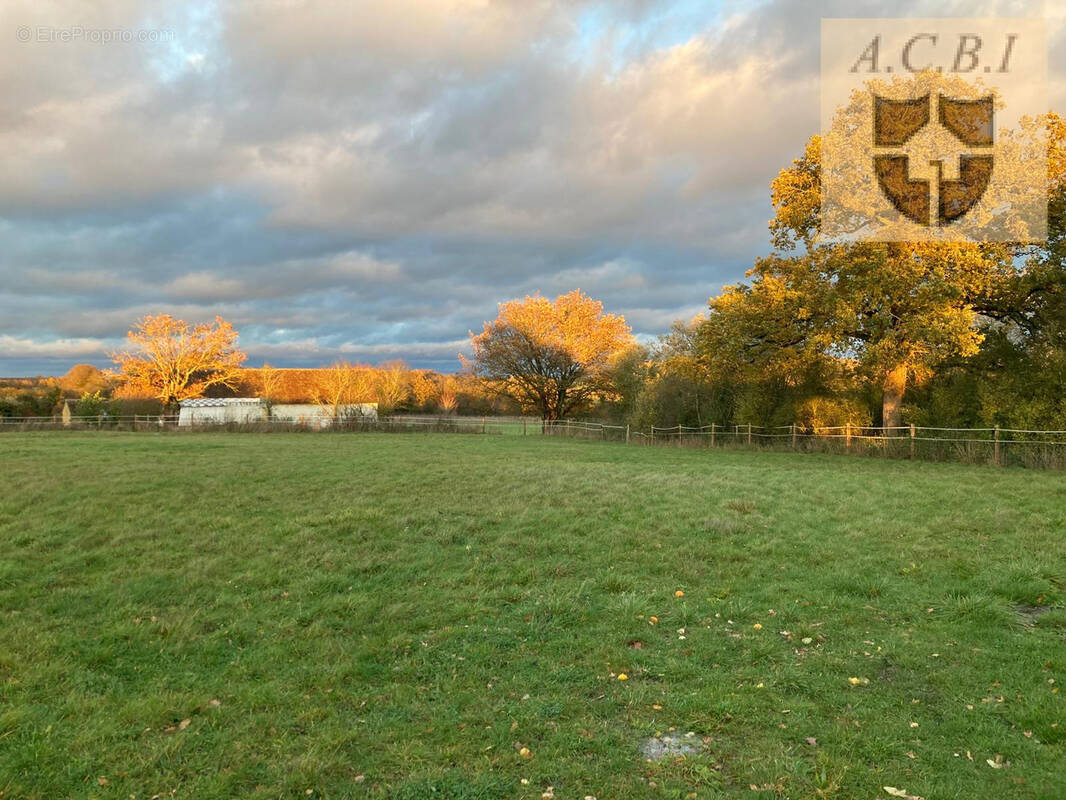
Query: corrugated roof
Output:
[[179, 397, 264, 407]]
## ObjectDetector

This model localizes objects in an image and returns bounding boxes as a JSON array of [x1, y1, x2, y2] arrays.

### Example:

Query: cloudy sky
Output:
[[0, 0, 1059, 375]]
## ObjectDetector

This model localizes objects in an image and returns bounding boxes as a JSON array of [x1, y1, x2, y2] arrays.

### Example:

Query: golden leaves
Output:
[[468, 290, 633, 419], [110, 314, 246, 405]]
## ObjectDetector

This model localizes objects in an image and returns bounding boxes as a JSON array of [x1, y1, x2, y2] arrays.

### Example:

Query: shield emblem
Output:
[[872, 93, 994, 226]]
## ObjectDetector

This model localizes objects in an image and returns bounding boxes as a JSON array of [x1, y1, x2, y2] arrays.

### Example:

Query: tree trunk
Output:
[[882, 364, 908, 430]]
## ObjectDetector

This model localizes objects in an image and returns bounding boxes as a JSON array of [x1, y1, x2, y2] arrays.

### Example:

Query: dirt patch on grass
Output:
[[1015, 604, 1052, 625]]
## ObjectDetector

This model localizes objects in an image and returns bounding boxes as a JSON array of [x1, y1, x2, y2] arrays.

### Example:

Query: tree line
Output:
[[11, 98, 1066, 431], [469, 115, 1066, 432], [0, 317, 516, 419]]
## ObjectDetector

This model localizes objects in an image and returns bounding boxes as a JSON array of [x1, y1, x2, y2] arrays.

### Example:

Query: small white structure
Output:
[[270, 403, 378, 428], [178, 398, 266, 427]]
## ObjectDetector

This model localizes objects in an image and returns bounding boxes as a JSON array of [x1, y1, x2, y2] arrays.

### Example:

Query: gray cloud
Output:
[[0, 0, 1059, 374]]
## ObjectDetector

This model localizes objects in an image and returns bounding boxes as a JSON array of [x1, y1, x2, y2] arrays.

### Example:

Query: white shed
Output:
[[178, 398, 267, 427], [269, 403, 378, 428]]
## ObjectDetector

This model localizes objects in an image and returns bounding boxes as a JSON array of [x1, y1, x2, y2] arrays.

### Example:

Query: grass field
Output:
[[1, 433, 1064, 799]]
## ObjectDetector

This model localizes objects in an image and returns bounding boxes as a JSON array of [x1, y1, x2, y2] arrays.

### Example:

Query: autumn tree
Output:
[[59, 364, 110, 396], [438, 375, 459, 414], [410, 371, 439, 410], [701, 72, 1051, 428], [257, 363, 283, 408], [373, 360, 410, 416], [311, 361, 374, 418], [111, 315, 246, 408], [468, 290, 634, 421]]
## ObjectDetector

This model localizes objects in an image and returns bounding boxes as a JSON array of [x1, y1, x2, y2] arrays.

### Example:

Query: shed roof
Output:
[[179, 397, 264, 408]]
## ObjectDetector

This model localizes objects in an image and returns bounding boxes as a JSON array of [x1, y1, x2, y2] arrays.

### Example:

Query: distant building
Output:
[[268, 403, 378, 427], [177, 397, 378, 427], [178, 398, 266, 426]]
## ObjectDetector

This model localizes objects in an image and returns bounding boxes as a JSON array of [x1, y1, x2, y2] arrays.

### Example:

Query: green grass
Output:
[[1, 433, 1064, 800]]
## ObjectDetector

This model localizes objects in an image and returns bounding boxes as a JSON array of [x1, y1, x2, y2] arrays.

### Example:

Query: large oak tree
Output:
[[468, 290, 633, 421], [702, 73, 1056, 428]]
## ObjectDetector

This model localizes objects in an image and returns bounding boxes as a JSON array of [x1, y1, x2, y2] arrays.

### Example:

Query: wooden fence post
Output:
[[523, 418, 526, 436], [625, 424, 630, 444], [845, 422, 852, 451], [791, 423, 797, 451], [909, 423, 916, 459], [747, 423, 752, 447], [710, 422, 716, 447], [994, 425, 1001, 466]]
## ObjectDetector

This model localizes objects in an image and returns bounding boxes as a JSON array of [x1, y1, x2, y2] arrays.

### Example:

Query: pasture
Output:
[[1, 432, 1063, 799]]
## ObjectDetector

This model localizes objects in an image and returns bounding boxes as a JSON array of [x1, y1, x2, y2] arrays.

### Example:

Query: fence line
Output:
[[4, 412, 1066, 468], [543, 419, 1066, 468], [0, 413, 538, 436]]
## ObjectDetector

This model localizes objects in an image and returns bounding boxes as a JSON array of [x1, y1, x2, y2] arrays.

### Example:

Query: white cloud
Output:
[[0, 0, 1061, 371]]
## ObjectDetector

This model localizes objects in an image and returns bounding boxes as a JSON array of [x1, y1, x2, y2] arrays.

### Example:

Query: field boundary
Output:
[[4, 414, 1066, 468], [544, 420, 1066, 468]]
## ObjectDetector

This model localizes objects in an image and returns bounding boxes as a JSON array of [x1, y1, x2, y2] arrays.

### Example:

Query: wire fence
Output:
[[3, 413, 1066, 468], [0, 413, 540, 436], [543, 420, 1066, 469]]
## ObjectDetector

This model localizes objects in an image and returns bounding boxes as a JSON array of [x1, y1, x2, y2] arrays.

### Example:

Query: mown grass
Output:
[[0, 432, 1063, 800]]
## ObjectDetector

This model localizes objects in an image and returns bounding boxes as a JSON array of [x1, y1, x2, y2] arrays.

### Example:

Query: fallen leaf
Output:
[[178, 718, 191, 731], [805, 737, 817, 746]]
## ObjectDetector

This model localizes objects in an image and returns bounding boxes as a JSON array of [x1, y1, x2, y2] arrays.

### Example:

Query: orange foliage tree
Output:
[[410, 371, 439, 409], [373, 360, 410, 416], [468, 290, 633, 421], [110, 314, 246, 408], [438, 375, 459, 414], [257, 363, 283, 408], [311, 361, 375, 418]]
